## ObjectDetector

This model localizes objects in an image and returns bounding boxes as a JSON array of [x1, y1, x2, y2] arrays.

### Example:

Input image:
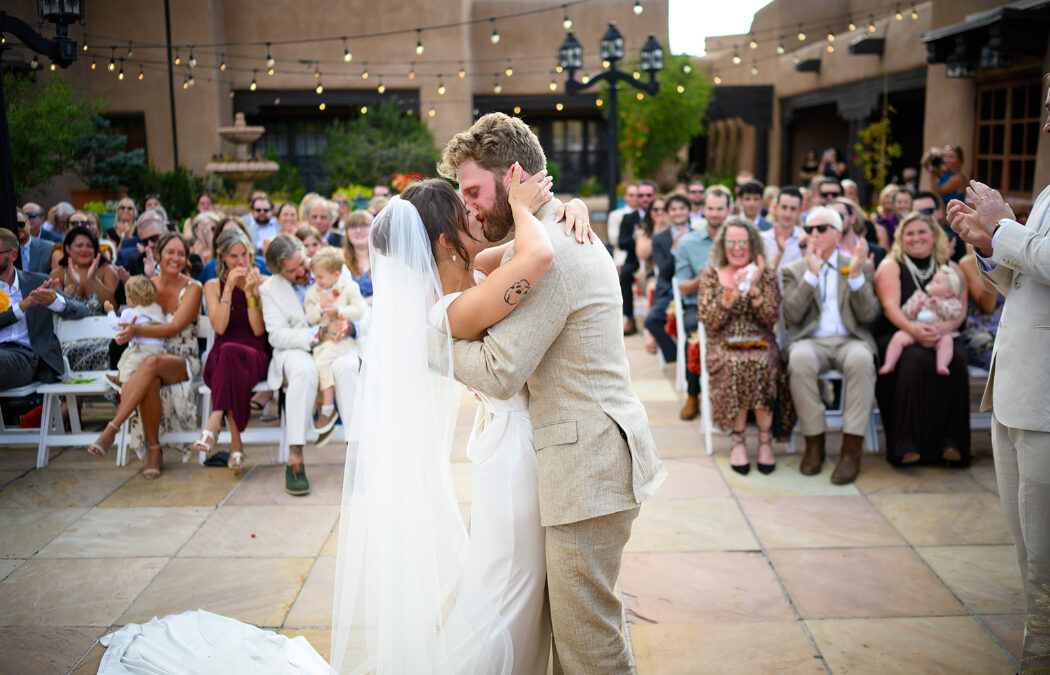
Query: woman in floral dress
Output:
[[697, 217, 792, 475]]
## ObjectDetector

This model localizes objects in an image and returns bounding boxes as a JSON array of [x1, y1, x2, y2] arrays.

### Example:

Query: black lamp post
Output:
[[0, 0, 83, 248], [559, 23, 663, 213]]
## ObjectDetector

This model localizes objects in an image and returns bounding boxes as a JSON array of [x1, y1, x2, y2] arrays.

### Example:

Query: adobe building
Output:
[[3, 0, 668, 202], [698, 0, 1050, 211]]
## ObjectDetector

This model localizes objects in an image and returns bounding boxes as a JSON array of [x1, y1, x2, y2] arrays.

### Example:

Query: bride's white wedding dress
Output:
[[431, 292, 551, 675]]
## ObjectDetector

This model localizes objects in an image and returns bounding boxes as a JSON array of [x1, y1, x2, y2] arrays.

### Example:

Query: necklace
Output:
[[902, 254, 935, 290]]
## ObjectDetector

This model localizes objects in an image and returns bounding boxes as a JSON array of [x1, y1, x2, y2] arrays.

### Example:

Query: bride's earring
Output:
[[451, 253, 456, 262]]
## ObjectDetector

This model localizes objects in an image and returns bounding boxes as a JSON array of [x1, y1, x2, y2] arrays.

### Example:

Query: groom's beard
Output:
[[480, 180, 515, 243]]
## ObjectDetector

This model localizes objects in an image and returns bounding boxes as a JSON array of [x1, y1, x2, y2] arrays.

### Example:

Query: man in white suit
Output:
[[259, 234, 362, 496], [947, 79, 1050, 671]]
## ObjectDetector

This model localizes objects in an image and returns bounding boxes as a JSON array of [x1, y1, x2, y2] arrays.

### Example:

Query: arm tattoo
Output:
[[504, 279, 531, 305]]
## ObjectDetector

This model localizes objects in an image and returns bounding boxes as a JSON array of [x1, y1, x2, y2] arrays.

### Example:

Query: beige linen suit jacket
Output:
[[781, 258, 880, 353], [259, 274, 314, 390], [978, 184, 1050, 431], [437, 200, 665, 527]]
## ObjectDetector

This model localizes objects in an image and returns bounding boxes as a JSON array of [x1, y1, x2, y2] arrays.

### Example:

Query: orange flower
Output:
[[0, 289, 8, 314], [839, 266, 851, 277], [332, 289, 340, 298]]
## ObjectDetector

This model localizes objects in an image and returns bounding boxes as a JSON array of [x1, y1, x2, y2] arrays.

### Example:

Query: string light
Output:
[[319, 102, 326, 111], [490, 19, 500, 44], [250, 70, 257, 91], [108, 48, 116, 71], [556, 102, 564, 111], [377, 81, 385, 94], [229, 87, 235, 99], [749, 35, 758, 50], [749, 63, 758, 75], [633, 1, 643, 15], [267, 66, 274, 76], [188, 72, 194, 87], [635, 92, 643, 100], [428, 107, 436, 117], [173, 49, 181, 66], [90, 58, 96, 70], [581, 74, 590, 84], [683, 63, 692, 73], [513, 106, 522, 115], [316, 80, 323, 94], [562, 5, 572, 30], [138, 65, 144, 80], [849, 19, 857, 31], [493, 77, 502, 94], [408, 64, 415, 79], [415, 29, 424, 55], [274, 97, 281, 105], [713, 74, 722, 85], [188, 48, 197, 68], [360, 106, 368, 114], [895, 4, 903, 20], [632, 70, 640, 79], [314, 65, 321, 78], [361, 64, 369, 79], [182, 76, 189, 90], [602, 60, 610, 69], [82, 40, 88, 52], [458, 64, 466, 78], [797, 24, 806, 41], [868, 15, 876, 32], [549, 79, 557, 91], [827, 28, 835, 42], [776, 42, 785, 55], [437, 76, 446, 95], [126, 42, 133, 58], [555, 65, 563, 73], [676, 84, 685, 93], [49, 62, 56, 72], [117, 59, 125, 80], [219, 55, 227, 71], [595, 98, 603, 107], [732, 50, 741, 65], [827, 44, 835, 53], [265, 43, 274, 68], [342, 37, 352, 62], [505, 63, 513, 77], [911, 6, 919, 19]]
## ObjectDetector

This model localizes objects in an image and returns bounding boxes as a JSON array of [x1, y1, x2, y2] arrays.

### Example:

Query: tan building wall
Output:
[[4, 0, 666, 203]]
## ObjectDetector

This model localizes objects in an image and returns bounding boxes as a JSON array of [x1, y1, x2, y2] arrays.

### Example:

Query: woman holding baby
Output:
[[696, 216, 792, 475], [874, 212, 971, 467]]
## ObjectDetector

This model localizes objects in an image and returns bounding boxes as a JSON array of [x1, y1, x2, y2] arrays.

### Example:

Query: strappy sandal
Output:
[[228, 451, 246, 474], [190, 429, 217, 453], [88, 422, 120, 457], [729, 428, 750, 475], [757, 425, 776, 475], [142, 445, 163, 480]]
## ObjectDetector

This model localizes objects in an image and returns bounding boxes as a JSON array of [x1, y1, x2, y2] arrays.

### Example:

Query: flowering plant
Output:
[[391, 173, 422, 194]]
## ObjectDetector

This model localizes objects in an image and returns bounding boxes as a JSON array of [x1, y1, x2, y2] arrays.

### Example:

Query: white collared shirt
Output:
[[0, 272, 67, 348], [803, 251, 865, 338], [763, 225, 806, 270]]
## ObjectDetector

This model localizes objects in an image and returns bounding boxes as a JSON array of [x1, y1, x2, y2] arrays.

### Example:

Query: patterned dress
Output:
[[126, 283, 202, 461], [961, 293, 1003, 371], [696, 267, 794, 432], [59, 269, 111, 372]]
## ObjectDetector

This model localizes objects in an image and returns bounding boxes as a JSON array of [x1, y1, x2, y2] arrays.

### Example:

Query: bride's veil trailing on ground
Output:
[[330, 196, 511, 674]]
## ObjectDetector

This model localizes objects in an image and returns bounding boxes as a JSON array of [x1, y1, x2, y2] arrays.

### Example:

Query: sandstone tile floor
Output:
[[0, 330, 1021, 674]]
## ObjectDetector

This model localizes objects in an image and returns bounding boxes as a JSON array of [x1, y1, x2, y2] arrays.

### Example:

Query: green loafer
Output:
[[285, 464, 310, 496]]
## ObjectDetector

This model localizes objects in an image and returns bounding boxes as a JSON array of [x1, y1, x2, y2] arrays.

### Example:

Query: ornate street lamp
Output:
[[559, 23, 663, 213], [0, 1, 83, 250]]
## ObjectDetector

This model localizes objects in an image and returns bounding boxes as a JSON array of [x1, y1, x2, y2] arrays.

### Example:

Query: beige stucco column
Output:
[[921, 64, 977, 191]]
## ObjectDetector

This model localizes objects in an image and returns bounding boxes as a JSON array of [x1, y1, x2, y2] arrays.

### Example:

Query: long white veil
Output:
[[330, 197, 511, 674]]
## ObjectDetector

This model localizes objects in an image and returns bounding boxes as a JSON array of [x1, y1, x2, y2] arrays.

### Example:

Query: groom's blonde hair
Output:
[[438, 113, 546, 181]]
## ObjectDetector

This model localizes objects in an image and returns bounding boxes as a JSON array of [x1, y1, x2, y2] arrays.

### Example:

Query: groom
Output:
[[436, 113, 665, 673]]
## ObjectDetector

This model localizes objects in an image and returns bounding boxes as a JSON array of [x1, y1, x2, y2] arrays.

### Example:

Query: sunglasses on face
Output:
[[802, 224, 833, 234], [651, 206, 666, 212], [25, 212, 40, 218], [16, 219, 28, 228], [252, 208, 271, 213], [638, 192, 654, 198], [69, 219, 90, 226], [917, 207, 935, 216], [118, 205, 135, 211], [337, 200, 351, 206], [689, 189, 704, 194], [820, 191, 841, 198], [141, 234, 161, 245], [725, 240, 750, 249]]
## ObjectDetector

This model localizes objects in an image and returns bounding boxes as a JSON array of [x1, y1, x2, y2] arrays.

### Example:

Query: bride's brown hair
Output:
[[399, 179, 478, 267]]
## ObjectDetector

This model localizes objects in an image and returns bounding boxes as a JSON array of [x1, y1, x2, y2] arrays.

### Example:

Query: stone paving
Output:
[[0, 331, 1022, 674]]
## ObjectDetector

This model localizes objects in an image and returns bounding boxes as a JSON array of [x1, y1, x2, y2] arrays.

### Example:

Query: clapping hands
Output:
[[848, 237, 870, 278]]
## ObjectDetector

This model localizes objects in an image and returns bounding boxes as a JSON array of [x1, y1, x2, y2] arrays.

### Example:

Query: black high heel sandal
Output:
[[757, 425, 776, 475], [729, 428, 750, 475]]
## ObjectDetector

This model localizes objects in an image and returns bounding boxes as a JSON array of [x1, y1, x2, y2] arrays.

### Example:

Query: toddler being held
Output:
[[879, 266, 964, 376]]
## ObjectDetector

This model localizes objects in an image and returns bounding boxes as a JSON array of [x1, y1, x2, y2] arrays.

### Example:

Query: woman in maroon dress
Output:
[[192, 228, 269, 471]]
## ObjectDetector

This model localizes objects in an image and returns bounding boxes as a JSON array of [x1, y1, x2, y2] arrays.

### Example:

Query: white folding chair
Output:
[[0, 383, 43, 447], [670, 276, 687, 393], [696, 322, 715, 455]]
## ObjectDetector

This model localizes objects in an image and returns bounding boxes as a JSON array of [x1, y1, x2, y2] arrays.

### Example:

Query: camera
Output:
[[930, 155, 944, 169]]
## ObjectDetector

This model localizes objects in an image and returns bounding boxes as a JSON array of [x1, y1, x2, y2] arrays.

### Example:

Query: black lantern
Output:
[[599, 23, 624, 62], [558, 32, 583, 72], [37, 0, 85, 25], [640, 34, 664, 73]]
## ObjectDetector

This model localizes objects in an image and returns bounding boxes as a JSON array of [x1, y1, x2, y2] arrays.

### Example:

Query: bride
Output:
[[330, 168, 590, 674]]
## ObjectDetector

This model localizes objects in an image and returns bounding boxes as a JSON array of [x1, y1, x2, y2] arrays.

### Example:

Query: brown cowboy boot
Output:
[[831, 433, 864, 484], [800, 433, 825, 475], [679, 395, 699, 421]]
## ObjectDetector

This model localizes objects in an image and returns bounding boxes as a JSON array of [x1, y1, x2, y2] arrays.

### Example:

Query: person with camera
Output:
[[923, 145, 968, 206]]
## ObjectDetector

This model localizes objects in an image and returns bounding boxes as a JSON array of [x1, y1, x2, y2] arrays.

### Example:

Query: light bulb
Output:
[[556, 103, 564, 111], [274, 97, 280, 105], [632, 70, 640, 79], [408, 67, 415, 79], [732, 52, 741, 65], [266, 44, 274, 68], [749, 39, 758, 50], [713, 75, 722, 85], [343, 38, 352, 62], [683, 63, 692, 73], [127, 43, 133, 57], [490, 21, 500, 44], [428, 108, 436, 117], [676, 84, 685, 93], [108, 49, 116, 71], [220, 58, 226, 71], [549, 80, 557, 91], [602, 60, 610, 69], [182, 78, 188, 90], [90, 59, 96, 70], [513, 106, 522, 114], [438, 81, 446, 95], [827, 31, 835, 42], [316, 82, 323, 94], [267, 67, 274, 76], [188, 51, 197, 68], [49, 63, 56, 72], [361, 106, 368, 114], [868, 16, 876, 32], [849, 20, 857, 31], [827, 44, 835, 53], [895, 6, 903, 20], [229, 88, 235, 99], [749, 64, 758, 75], [138, 66, 144, 80], [377, 82, 385, 94], [581, 74, 590, 84], [563, 14, 572, 30], [174, 51, 181, 66], [493, 82, 502, 94], [188, 74, 194, 86], [361, 67, 369, 79], [314, 67, 320, 78], [635, 92, 643, 100], [118, 63, 125, 80], [595, 98, 603, 107], [458, 67, 466, 79], [505, 65, 513, 77], [633, 1, 643, 15], [798, 29, 806, 41], [911, 7, 919, 19], [416, 40, 424, 55], [82, 41, 88, 52], [776, 43, 785, 55], [319, 102, 326, 111], [556, 65, 563, 73], [250, 72, 257, 91]]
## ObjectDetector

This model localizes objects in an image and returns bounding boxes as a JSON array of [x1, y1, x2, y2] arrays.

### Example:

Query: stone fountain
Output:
[[205, 112, 279, 203]]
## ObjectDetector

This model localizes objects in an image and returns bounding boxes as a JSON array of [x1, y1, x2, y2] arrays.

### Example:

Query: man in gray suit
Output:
[[782, 206, 877, 485], [437, 113, 665, 673], [15, 209, 53, 274], [0, 229, 89, 389], [947, 79, 1050, 671]]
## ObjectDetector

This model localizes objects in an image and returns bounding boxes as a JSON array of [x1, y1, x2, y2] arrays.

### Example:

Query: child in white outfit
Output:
[[105, 275, 166, 384], [879, 266, 965, 376], [303, 247, 367, 433]]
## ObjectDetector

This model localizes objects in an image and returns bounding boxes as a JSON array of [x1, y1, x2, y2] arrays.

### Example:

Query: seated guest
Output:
[[246, 196, 279, 251], [15, 208, 53, 274], [104, 275, 165, 385], [49, 226, 120, 370], [296, 225, 325, 259], [874, 184, 899, 245], [88, 233, 203, 479], [193, 228, 269, 473], [841, 179, 859, 203], [829, 198, 887, 268], [341, 210, 374, 302], [106, 197, 138, 246], [125, 210, 167, 278], [815, 177, 842, 205], [913, 190, 964, 262], [738, 180, 772, 231], [22, 202, 46, 239], [957, 245, 1002, 370], [188, 211, 220, 269], [783, 207, 878, 484], [763, 187, 805, 273], [40, 202, 73, 243], [260, 234, 363, 495], [81, 211, 102, 240], [873, 212, 970, 467], [644, 194, 692, 363], [0, 229, 89, 389], [181, 192, 215, 239], [144, 193, 164, 212], [197, 216, 268, 283], [674, 186, 728, 419], [697, 217, 790, 474], [305, 197, 342, 247]]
